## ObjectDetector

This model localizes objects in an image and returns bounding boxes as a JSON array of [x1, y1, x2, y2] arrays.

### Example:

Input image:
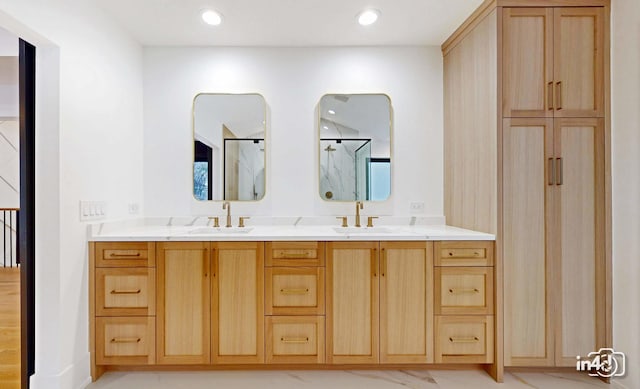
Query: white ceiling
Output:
[[93, 0, 483, 46]]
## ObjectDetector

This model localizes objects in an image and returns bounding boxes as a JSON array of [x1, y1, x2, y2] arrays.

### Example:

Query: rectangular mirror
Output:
[[319, 94, 392, 201], [193, 93, 266, 201]]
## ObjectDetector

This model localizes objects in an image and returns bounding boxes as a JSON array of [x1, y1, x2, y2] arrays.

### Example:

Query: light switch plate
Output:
[[410, 202, 425, 214], [80, 201, 107, 221]]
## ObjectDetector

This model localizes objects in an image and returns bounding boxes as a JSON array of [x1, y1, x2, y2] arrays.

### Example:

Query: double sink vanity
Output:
[[88, 215, 496, 381]]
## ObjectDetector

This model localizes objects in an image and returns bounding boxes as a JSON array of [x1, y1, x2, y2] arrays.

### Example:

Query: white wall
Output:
[[611, 0, 640, 388], [143, 47, 443, 219], [0, 1, 144, 388]]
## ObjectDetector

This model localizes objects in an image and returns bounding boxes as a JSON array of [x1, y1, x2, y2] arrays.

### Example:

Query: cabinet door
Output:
[[212, 242, 264, 364], [503, 118, 554, 366], [502, 8, 554, 118], [379, 242, 433, 363], [553, 8, 604, 117], [326, 242, 379, 364], [157, 242, 210, 364], [554, 118, 605, 366]]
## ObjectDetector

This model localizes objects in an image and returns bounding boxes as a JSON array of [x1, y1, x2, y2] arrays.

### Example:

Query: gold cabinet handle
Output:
[[547, 81, 554, 110], [280, 288, 309, 295], [110, 289, 141, 295], [556, 157, 563, 186], [280, 252, 311, 258], [448, 288, 480, 294], [111, 337, 141, 343], [556, 81, 562, 110], [280, 337, 309, 344], [381, 248, 386, 277], [110, 252, 141, 257], [449, 336, 479, 343], [548, 158, 556, 185]]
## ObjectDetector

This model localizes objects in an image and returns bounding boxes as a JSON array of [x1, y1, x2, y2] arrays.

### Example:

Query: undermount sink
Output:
[[188, 227, 254, 234], [333, 226, 393, 234]]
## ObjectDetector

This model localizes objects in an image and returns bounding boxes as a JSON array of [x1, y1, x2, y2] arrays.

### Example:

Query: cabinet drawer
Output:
[[96, 242, 155, 267], [435, 241, 494, 266], [435, 316, 493, 364], [266, 316, 325, 364], [96, 268, 156, 316], [435, 267, 493, 315], [96, 317, 155, 365], [266, 267, 325, 315], [266, 242, 325, 267]]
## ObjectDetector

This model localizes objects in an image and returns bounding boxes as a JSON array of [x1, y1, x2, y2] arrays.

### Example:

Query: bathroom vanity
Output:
[[88, 224, 496, 381]]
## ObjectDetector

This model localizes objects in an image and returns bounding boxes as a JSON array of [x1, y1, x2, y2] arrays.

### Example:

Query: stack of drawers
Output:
[[93, 242, 156, 366], [265, 242, 326, 363], [433, 241, 494, 363]]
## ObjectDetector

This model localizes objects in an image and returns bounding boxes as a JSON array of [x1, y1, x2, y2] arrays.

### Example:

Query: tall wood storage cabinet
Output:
[[442, 0, 610, 377]]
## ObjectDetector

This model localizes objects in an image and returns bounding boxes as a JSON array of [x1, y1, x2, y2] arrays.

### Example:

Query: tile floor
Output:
[[87, 369, 622, 389]]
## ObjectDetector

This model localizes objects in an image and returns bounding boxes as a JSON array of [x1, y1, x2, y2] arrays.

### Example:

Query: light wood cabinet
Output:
[[379, 242, 433, 364], [435, 316, 494, 364], [326, 241, 379, 364], [96, 317, 156, 365], [156, 242, 210, 365], [211, 242, 264, 364], [266, 316, 325, 364], [266, 266, 325, 316], [503, 7, 605, 118]]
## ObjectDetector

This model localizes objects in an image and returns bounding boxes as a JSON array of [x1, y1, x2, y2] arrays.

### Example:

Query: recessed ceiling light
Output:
[[328, 110, 336, 115], [201, 10, 223, 26], [358, 9, 380, 26]]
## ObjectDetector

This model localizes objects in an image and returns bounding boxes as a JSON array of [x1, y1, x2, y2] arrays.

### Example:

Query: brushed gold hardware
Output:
[[449, 336, 479, 343], [367, 216, 378, 228], [280, 337, 309, 344], [448, 288, 480, 294], [355, 201, 364, 227], [547, 81, 554, 110], [110, 252, 141, 258], [556, 157, 563, 185], [111, 337, 141, 344], [110, 289, 141, 295], [556, 81, 562, 110], [372, 249, 378, 278], [381, 248, 386, 277], [208, 216, 220, 227], [280, 251, 311, 258], [222, 201, 232, 227], [280, 288, 309, 295], [336, 216, 348, 228], [238, 216, 250, 228], [548, 158, 555, 185]]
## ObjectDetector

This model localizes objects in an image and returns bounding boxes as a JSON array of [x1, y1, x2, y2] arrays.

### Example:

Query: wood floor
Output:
[[0, 268, 20, 389]]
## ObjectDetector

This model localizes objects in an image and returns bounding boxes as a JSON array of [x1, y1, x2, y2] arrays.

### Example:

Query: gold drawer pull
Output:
[[280, 337, 309, 344], [449, 336, 479, 343], [110, 289, 141, 295], [448, 288, 480, 294], [111, 337, 141, 344], [280, 288, 309, 295], [280, 252, 311, 258], [110, 252, 141, 258]]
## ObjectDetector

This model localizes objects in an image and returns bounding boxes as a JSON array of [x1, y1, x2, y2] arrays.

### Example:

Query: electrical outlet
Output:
[[128, 203, 140, 215], [80, 201, 107, 221], [410, 202, 425, 214]]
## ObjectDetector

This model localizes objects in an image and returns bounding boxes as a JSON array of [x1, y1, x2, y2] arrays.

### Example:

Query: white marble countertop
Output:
[[88, 217, 495, 242]]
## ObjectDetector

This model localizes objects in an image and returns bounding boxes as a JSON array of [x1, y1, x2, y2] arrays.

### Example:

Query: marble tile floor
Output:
[[87, 369, 623, 389]]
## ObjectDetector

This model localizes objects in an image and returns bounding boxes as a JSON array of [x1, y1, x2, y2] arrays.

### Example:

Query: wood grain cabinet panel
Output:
[[156, 242, 210, 365], [435, 267, 493, 316], [435, 316, 494, 364], [95, 242, 155, 268], [96, 317, 155, 365], [266, 241, 325, 267], [435, 241, 494, 267], [212, 242, 265, 364], [266, 316, 325, 364], [266, 267, 325, 316], [96, 268, 156, 317]]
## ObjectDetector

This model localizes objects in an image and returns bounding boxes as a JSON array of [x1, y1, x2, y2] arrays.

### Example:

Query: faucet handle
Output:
[[238, 216, 250, 228], [336, 216, 348, 228], [208, 216, 220, 228], [367, 216, 379, 228]]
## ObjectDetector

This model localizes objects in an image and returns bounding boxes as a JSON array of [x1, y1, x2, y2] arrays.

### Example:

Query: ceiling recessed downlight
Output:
[[358, 9, 380, 26], [328, 110, 336, 115], [201, 10, 222, 26]]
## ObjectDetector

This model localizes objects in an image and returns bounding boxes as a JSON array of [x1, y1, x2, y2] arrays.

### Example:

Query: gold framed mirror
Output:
[[193, 93, 266, 201]]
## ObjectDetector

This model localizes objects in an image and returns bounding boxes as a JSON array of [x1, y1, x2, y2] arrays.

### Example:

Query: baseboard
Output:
[[30, 352, 91, 389]]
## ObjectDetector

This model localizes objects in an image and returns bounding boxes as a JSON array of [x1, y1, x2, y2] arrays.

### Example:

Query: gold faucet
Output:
[[222, 201, 232, 227], [355, 201, 364, 227]]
